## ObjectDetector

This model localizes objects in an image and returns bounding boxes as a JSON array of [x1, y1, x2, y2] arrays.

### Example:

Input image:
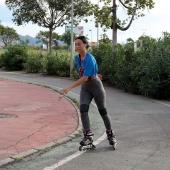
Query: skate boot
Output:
[[106, 129, 117, 150], [79, 130, 96, 151]]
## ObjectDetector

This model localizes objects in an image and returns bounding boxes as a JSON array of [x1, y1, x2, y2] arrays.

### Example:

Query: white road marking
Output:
[[2, 76, 170, 169], [43, 90, 102, 170], [152, 100, 170, 107], [43, 132, 106, 170]]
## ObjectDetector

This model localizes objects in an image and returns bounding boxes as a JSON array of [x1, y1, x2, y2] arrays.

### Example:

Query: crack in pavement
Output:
[[2, 118, 48, 156]]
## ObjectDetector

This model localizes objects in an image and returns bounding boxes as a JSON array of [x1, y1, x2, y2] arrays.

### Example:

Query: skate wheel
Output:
[[112, 143, 117, 150], [79, 146, 83, 151], [92, 144, 96, 150]]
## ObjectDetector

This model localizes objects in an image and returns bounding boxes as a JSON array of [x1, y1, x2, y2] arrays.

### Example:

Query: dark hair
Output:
[[75, 35, 88, 44], [86, 45, 90, 49], [75, 36, 89, 49]]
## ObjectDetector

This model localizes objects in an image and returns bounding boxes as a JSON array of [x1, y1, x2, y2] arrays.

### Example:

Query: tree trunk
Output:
[[46, 43, 49, 50], [2, 39, 7, 47], [49, 28, 53, 54], [112, 0, 117, 58]]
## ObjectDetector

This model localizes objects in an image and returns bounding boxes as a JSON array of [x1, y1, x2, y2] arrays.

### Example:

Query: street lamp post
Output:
[[89, 29, 92, 46], [70, 0, 74, 78], [97, 0, 99, 46]]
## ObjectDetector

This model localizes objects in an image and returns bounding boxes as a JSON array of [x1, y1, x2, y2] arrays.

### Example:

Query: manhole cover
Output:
[[0, 113, 17, 118]]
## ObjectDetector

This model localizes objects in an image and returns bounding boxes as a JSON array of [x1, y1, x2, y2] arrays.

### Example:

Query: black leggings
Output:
[[80, 78, 112, 131]]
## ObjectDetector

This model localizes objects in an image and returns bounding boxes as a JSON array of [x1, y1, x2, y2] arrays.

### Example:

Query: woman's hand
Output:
[[98, 74, 103, 80], [60, 76, 88, 95], [61, 87, 71, 95]]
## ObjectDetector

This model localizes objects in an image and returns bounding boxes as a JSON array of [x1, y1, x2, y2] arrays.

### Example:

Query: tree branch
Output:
[[117, 14, 135, 31], [119, 0, 129, 9]]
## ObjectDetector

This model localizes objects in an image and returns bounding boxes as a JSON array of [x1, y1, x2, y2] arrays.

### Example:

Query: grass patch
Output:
[[0, 48, 4, 54], [12, 157, 23, 162]]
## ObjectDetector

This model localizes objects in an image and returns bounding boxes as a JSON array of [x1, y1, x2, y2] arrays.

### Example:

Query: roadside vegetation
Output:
[[1, 1, 169, 99], [0, 32, 170, 100], [92, 32, 170, 99]]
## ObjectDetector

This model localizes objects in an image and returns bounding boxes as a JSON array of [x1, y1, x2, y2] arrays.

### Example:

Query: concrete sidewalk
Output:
[[0, 78, 79, 165]]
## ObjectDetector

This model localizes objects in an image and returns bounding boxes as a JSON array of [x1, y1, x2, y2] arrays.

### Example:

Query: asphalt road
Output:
[[0, 71, 170, 170]]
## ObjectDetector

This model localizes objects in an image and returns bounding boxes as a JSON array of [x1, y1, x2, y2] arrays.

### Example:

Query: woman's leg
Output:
[[92, 80, 112, 130], [79, 88, 94, 146], [80, 88, 93, 131], [92, 79, 117, 146]]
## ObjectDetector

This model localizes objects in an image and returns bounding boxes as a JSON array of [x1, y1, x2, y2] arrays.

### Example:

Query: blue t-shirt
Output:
[[75, 52, 98, 78]]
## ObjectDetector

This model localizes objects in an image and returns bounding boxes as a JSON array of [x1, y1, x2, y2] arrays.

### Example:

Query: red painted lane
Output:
[[0, 78, 78, 160]]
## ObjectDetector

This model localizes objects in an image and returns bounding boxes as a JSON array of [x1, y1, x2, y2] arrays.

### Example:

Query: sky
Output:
[[0, 0, 170, 44]]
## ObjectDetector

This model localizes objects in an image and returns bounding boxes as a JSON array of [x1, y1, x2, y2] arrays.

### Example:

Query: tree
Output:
[[93, 0, 155, 56], [136, 35, 156, 51], [126, 38, 134, 44], [5, 0, 93, 53], [36, 31, 49, 50], [99, 33, 112, 44], [36, 31, 60, 50], [0, 25, 20, 47], [52, 33, 61, 49], [60, 31, 76, 51]]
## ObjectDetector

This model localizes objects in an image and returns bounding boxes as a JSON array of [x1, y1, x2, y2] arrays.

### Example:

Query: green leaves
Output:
[[93, 0, 154, 30], [0, 45, 28, 71], [0, 25, 20, 46], [90, 32, 170, 99], [60, 31, 76, 47], [5, 0, 93, 28], [5, 0, 93, 53], [90, 0, 155, 52]]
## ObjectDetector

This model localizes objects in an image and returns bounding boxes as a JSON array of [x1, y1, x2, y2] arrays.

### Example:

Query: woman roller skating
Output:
[[61, 36, 117, 150]]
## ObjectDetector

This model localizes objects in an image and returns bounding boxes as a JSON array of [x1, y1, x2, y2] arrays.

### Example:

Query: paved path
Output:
[[1, 71, 170, 170], [0, 78, 79, 164]]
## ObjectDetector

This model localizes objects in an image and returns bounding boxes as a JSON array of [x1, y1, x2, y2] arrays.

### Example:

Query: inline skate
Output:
[[79, 130, 96, 151], [106, 129, 117, 150]]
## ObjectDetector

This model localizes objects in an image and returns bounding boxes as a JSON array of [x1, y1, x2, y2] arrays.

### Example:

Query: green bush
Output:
[[91, 43, 114, 84], [0, 45, 28, 71], [0, 32, 170, 99], [91, 33, 170, 99], [45, 51, 70, 77], [113, 43, 143, 93], [91, 42, 112, 67], [24, 52, 44, 73], [138, 32, 170, 99], [0, 52, 3, 68]]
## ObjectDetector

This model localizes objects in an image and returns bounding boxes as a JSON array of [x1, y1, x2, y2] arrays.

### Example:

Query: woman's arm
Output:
[[61, 76, 88, 94]]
